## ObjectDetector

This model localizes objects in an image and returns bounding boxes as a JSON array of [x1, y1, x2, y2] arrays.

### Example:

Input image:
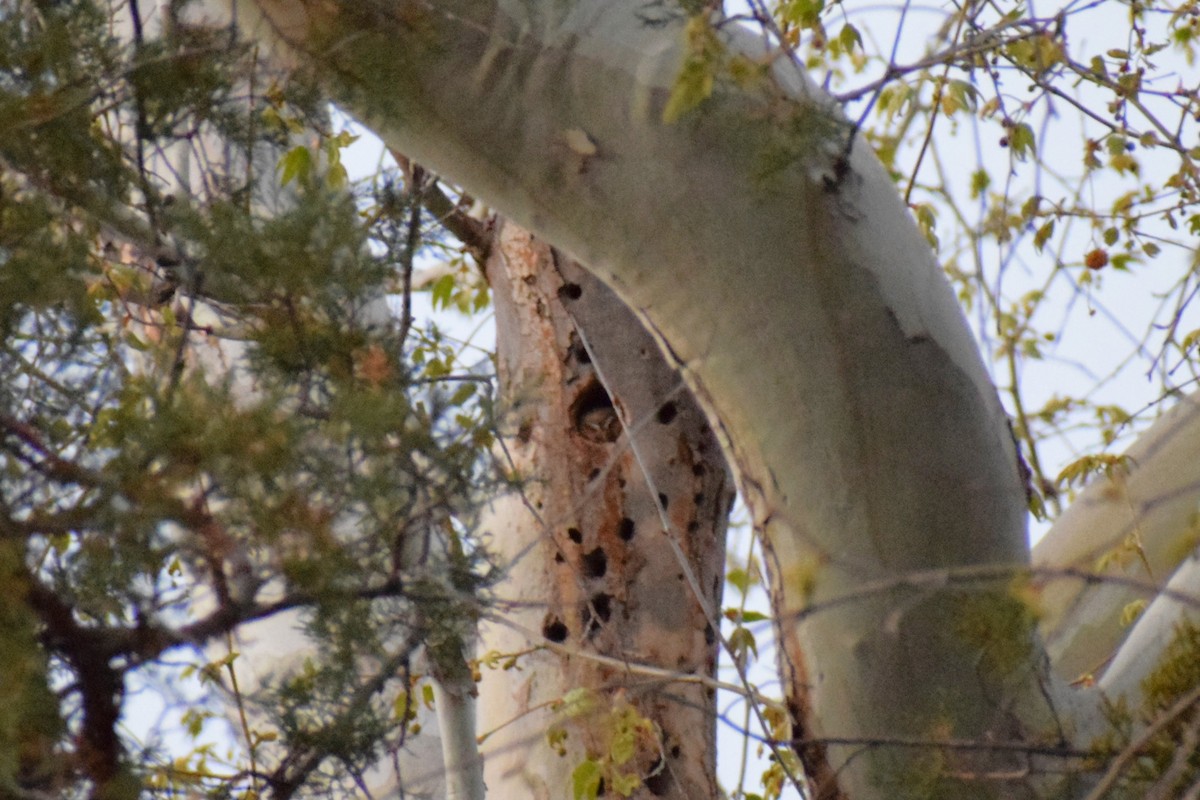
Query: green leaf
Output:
[[561, 687, 597, 718], [572, 759, 603, 800], [1033, 220, 1055, 252], [431, 273, 456, 310], [663, 16, 720, 123], [969, 169, 990, 199], [729, 625, 759, 664], [610, 771, 641, 796], [278, 145, 313, 187], [727, 567, 752, 595], [782, 0, 825, 28], [1008, 122, 1036, 160], [838, 23, 862, 52], [449, 382, 477, 406]]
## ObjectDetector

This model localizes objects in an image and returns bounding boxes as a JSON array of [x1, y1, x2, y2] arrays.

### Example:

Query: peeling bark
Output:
[[478, 220, 733, 799]]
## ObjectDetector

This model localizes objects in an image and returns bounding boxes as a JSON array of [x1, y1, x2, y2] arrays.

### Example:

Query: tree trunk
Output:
[[477, 219, 734, 799]]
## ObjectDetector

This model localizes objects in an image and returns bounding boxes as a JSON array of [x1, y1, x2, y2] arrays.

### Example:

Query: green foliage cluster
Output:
[[0, 1, 499, 796]]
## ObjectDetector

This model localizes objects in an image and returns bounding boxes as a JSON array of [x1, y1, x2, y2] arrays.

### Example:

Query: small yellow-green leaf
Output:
[[326, 162, 349, 189], [1009, 122, 1036, 160], [969, 169, 990, 199], [838, 23, 862, 52], [663, 16, 720, 123], [1034, 220, 1055, 252], [431, 274, 456, 309], [610, 771, 641, 796], [560, 687, 597, 718], [278, 145, 313, 187], [663, 59, 715, 123], [572, 759, 603, 800], [1120, 599, 1147, 626]]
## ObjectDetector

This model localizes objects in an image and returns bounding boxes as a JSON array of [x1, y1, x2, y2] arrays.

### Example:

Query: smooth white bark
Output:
[[1034, 391, 1200, 681]]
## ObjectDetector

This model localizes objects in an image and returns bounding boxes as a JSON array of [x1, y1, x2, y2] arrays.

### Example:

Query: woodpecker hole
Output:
[[583, 592, 614, 636], [571, 379, 620, 444], [582, 547, 607, 578], [645, 761, 671, 796], [543, 616, 568, 643], [617, 517, 635, 541]]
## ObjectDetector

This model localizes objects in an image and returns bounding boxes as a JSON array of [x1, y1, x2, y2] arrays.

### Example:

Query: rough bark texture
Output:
[[477, 220, 734, 799]]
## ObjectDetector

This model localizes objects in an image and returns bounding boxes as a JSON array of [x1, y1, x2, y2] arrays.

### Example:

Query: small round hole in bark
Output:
[[657, 492, 669, 510], [593, 593, 613, 621], [617, 517, 635, 541], [543, 616, 568, 642], [656, 402, 678, 424], [582, 547, 607, 578], [558, 282, 583, 301], [567, 527, 583, 544], [584, 593, 613, 635]]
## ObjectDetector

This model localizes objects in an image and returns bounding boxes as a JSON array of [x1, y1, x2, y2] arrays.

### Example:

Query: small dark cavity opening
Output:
[[554, 552, 565, 564], [656, 402, 678, 424], [617, 517, 635, 541], [670, 744, 682, 759], [704, 623, 716, 645], [543, 616, 568, 643], [657, 492, 669, 510], [588, 468, 601, 481], [644, 761, 671, 795], [591, 593, 613, 622], [571, 379, 620, 444], [693, 492, 705, 506], [558, 282, 583, 301], [583, 592, 614, 635], [582, 547, 607, 578], [567, 527, 583, 544], [687, 520, 700, 533]]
